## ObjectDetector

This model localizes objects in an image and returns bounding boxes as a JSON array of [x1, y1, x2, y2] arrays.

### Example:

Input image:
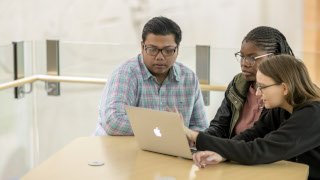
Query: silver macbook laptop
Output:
[[125, 105, 194, 159]]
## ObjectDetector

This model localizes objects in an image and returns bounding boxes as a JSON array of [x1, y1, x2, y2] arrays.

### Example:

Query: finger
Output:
[[194, 152, 202, 164], [165, 106, 173, 112], [196, 162, 202, 168], [198, 159, 206, 168], [179, 113, 184, 121], [193, 154, 202, 168], [193, 153, 197, 162], [189, 140, 195, 147], [173, 106, 179, 113], [197, 151, 205, 163], [200, 162, 206, 168], [200, 152, 213, 167]]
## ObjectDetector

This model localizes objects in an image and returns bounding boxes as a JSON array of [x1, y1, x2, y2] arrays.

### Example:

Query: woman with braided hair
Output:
[[204, 26, 294, 138]]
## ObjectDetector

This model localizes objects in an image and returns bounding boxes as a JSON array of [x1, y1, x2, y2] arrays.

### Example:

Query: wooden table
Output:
[[21, 136, 309, 180]]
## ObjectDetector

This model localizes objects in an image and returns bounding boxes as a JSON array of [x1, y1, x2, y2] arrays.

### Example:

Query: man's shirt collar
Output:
[[138, 54, 180, 82]]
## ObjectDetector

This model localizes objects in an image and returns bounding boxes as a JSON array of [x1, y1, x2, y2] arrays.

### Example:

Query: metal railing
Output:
[[0, 75, 227, 92]]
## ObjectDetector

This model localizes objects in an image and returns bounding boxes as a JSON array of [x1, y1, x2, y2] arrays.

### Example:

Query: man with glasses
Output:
[[94, 16, 208, 136]]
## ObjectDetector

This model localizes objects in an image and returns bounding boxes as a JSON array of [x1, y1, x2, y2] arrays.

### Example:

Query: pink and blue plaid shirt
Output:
[[94, 54, 208, 135]]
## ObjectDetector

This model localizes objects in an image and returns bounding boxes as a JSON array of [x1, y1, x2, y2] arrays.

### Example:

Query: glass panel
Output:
[[60, 42, 140, 78], [0, 44, 13, 84], [34, 81, 103, 163], [205, 48, 239, 119], [0, 43, 34, 180], [35, 42, 143, 162]]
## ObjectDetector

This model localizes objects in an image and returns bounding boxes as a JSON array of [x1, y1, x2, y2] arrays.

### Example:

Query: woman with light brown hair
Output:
[[257, 54, 320, 108], [181, 55, 320, 180]]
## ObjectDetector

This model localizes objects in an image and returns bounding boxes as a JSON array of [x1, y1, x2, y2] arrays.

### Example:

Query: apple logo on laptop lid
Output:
[[153, 127, 162, 137]]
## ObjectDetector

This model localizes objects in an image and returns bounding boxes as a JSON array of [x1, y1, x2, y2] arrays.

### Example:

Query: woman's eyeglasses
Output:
[[235, 52, 273, 66]]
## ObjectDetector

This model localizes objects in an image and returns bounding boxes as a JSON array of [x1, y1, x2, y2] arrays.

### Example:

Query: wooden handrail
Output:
[[0, 75, 227, 92]]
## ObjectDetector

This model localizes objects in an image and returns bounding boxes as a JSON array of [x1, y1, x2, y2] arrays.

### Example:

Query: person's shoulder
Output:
[[174, 61, 196, 76], [295, 101, 320, 112], [291, 101, 320, 127], [227, 73, 250, 98], [112, 55, 141, 76], [232, 73, 247, 84], [226, 73, 245, 88], [290, 101, 320, 123]]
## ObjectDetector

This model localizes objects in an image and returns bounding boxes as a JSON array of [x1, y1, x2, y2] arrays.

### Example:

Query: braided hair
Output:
[[243, 26, 294, 56]]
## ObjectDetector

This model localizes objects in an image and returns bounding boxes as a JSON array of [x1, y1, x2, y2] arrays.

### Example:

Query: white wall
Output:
[[0, 0, 303, 49]]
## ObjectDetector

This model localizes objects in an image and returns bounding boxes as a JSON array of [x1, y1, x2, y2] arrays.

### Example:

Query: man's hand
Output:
[[166, 106, 198, 146]]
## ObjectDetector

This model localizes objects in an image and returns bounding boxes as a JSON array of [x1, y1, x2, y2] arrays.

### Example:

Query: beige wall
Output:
[[304, 0, 320, 86]]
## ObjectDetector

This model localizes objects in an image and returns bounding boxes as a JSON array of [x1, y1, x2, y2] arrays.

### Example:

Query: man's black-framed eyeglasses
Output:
[[256, 83, 280, 94], [235, 52, 273, 66], [143, 44, 178, 57]]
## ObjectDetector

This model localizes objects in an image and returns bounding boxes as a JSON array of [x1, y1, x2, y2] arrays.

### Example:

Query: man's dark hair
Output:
[[243, 26, 294, 56], [142, 16, 182, 45]]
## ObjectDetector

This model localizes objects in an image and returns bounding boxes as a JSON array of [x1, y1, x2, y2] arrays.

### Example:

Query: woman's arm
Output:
[[196, 103, 320, 165]]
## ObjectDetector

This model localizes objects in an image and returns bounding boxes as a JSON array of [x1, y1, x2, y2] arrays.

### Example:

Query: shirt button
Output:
[[235, 100, 238, 104]]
